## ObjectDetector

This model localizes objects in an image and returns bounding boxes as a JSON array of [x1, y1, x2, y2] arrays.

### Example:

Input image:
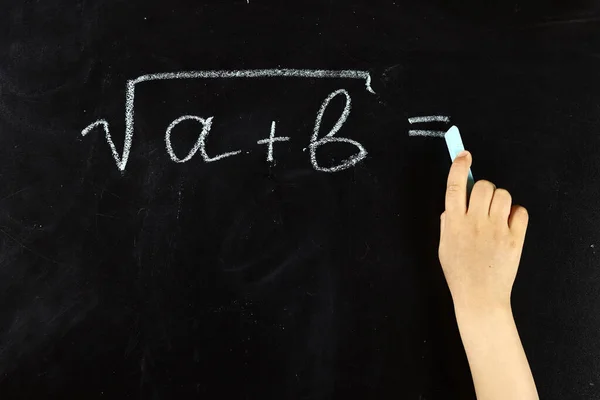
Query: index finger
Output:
[[445, 150, 472, 214]]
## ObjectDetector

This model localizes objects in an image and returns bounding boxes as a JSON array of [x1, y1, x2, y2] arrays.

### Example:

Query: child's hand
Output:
[[438, 151, 529, 313]]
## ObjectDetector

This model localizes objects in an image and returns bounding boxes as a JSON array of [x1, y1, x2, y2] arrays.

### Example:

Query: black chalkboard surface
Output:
[[1, 1, 600, 398]]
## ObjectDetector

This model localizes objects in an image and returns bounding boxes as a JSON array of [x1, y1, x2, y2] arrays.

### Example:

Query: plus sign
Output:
[[257, 121, 290, 163]]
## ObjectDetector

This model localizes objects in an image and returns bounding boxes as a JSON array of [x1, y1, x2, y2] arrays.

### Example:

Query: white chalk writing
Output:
[[309, 89, 367, 172], [165, 115, 242, 163], [408, 115, 450, 137], [256, 121, 290, 163], [408, 130, 446, 137], [165, 115, 209, 163], [82, 69, 375, 172], [408, 115, 450, 124]]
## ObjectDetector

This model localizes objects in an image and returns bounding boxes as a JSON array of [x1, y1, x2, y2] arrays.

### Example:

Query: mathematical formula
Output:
[[81, 69, 449, 173]]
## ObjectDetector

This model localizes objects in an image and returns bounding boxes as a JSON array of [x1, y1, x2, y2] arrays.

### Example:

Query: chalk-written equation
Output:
[[82, 69, 376, 173], [81, 69, 451, 172]]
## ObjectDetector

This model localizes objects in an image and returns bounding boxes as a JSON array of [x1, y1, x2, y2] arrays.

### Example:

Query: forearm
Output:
[[454, 305, 539, 400]]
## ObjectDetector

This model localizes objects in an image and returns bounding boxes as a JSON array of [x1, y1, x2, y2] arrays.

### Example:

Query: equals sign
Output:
[[408, 115, 450, 137]]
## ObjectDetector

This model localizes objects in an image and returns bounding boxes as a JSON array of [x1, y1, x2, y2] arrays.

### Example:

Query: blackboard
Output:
[[1, 1, 600, 398]]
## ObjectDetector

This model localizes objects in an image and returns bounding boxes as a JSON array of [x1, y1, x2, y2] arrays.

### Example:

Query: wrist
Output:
[[453, 300, 513, 327]]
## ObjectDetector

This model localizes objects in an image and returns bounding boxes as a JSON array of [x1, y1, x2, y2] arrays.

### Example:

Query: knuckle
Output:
[[471, 218, 484, 235], [495, 188, 512, 203], [446, 183, 462, 194], [514, 206, 529, 221], [473, 179, 495, 193]]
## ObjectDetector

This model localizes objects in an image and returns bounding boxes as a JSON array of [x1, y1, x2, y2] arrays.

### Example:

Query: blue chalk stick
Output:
[[444, 126, 475, 196]]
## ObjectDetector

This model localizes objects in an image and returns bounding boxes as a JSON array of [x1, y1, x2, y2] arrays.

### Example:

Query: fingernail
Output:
[[457, 150, 469, 159]]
